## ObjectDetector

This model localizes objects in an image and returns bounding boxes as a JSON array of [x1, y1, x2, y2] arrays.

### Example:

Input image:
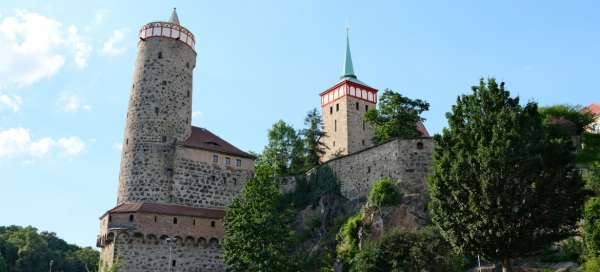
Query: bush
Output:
[[367, 177, 401, 209], [336, 214, 364, 266], [581, 256, 600, 272], [584, 197, 600, 257], [350, 227, 466, 272]]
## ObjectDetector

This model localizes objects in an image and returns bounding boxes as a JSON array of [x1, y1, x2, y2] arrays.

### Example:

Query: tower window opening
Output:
[[154, 107, 159, 115], [154, 216, 157, 223], [356, 102, 359, 110], [158, 52, 162, 59], [108, 215, 112, 222], [161, 136, 167, 143], [126, 138, 129, 145], [186, 62, 190, 69], [417, 142, 424, 150], [166, 168, 173, 177], [129, 214, 134, 222], [362, 139, 365, 146], [211, 221, 216, 227], [193, 219, 196, 225], [172, 260, 176, 267], [333, 141, 336, 147], [187, 90, 190, 97], [162, 81, 167, 86], [330, 107, 333, 114], [334, 120, 337, 132], [173, 217, 178, 224], [336, 103, 339, 112], [367, 166, 371, 173], [365, 105, 369, 112]]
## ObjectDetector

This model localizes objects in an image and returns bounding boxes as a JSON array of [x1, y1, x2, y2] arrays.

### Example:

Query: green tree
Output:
[[300, 108, 327, 169], [258, 120, 304, 176], [539, 104, 596, 135], [584, 197, 600, 257], [428, 78, 585, 272], [364, 89, 429, 144], [223, 164, 296, 271], [367, 177, 401, 210]]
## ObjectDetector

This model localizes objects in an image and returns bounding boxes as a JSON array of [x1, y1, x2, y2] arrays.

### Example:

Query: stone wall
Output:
[[324, 138, 433, 202], [102, 231, 222, 272]]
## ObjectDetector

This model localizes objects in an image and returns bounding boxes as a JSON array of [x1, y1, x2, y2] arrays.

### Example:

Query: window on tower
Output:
[[155, 107, 159, 115], [365, 105, 369, 112], [173, 217, 178, 224], [336, 103, 339, 112], [161, 136, 167, 143], [334, 120, 337, 132], [129, 214, 134, 222], [158, 52, 162, 59], [330, 106, 333, 114], [356, 102, 359, 110]]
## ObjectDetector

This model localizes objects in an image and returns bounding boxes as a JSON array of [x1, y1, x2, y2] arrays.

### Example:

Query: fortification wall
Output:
[[171, 146, 254, 209], [103, 232, 222, 272], [323, 138, 433, 202]]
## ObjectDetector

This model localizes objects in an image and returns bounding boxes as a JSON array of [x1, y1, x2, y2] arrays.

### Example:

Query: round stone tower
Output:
[[117, 9, 197, 205]]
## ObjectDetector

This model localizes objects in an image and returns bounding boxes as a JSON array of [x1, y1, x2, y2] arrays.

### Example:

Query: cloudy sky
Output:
[[0, 0, 598, 247]]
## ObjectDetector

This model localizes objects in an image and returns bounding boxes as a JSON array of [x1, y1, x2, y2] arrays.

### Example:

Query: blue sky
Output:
[[0, 0, 598, 248]]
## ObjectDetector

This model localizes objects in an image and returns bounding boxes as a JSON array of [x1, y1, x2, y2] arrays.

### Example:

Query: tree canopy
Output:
[[300, 108, 327, 168], [539, 104, 597, 135], [428, 78, 585, 271], [364, 89, 429, 144], [0, 225, 99, 272], [223, 164, 296, 271], [256, 120, 305, 176]]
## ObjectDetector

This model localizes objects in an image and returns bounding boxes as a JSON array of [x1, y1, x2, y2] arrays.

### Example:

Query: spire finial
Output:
[[169, 7, 180, 25], [341, 26, 356, 79]]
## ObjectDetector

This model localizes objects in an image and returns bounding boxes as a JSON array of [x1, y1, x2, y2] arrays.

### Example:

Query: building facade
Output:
[[97, 10, 255, 272]]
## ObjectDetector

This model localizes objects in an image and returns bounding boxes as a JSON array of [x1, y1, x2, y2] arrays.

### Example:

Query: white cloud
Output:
[[57, 137, 86, 156], [0, 127, 86, 159], [67, 26, 92, 68], [0, 93, 22, 112], [102, 29, 126, 56], [0, 10, 92, 88], [59, 93, 91, 112]]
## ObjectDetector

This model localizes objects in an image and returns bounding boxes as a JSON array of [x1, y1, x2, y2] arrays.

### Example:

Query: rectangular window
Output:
[[336, 103, 339, 112], [225, 157, 231, 165], [334, 120, 337, 132], [213, 154, 219, 163], [365, 105, 369, 112], [356, 102, 359, 110], [236, 159, 242, 167], [166, 168, 173, 177], [330, 106, 333, 114]]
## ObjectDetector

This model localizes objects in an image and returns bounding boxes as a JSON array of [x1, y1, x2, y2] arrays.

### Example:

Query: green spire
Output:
[[341, 28, 357, 79]]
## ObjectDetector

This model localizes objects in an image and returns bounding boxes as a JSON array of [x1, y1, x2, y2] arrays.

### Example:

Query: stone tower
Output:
[[117, 8, 196, 205], [97, 9, 255, 272], [320, 31, 378, 162]]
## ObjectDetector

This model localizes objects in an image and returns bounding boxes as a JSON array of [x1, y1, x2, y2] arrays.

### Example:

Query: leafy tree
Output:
[[428, 78, 585, 272], [351, 228, 466, 272], [367, 177, 401, 210], [223, 164, 296, 271], [300, 108, 327, 168], [539, 104, 597, 135], [258, 120, 304, 176], [364, 89, 429, 144], [584, 197, 600, 257], [584, 162, 600, 194]]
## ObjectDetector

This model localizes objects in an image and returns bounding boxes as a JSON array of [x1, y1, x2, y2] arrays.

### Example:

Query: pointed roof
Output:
[[169, 8, 180, 25], [341, 29, 356, 79]]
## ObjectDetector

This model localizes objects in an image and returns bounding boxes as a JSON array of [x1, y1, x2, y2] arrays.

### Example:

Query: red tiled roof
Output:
[[416, 121, 430, 137], [106, 203, 225, 219], [181, 126, 256, 159], [585, 103, 600, 115]]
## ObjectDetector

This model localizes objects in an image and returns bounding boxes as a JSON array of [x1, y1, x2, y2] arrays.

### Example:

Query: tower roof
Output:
[[169, 8, 180, 25], [341, 29, 356, 80]]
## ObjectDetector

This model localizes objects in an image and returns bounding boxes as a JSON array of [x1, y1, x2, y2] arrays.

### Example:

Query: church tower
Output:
[[320, 31, 378, 161], [117, 8, 196, 205]]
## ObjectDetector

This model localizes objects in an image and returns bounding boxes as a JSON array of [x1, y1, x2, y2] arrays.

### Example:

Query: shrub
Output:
[[584, 197, 600, 257], [367, 177, 401, 209], [581, 256, 600, 272], [336, 214, 363, 266]]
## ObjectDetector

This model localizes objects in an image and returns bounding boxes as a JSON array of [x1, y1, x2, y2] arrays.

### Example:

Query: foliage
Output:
[[539, 104, 596, 135], [539, 237, 584, 263], [428, 78, 585, 271], [301, 108, 327, 168], [584, 197, 600, 257], [579, 133, 600, 165], [350, 227, 467, 272], [0, 225, 99, 272], [98, 259, 121, 272], [367, 177, 401, 210], [364, 89, 429, 144], [581, 256, 600, 272], [257, 120, 305, 176], [336, 214, 363, 266], [584, 162, 600, 194], [223, 164, 297, 271], [285, 166, 340, 209]]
